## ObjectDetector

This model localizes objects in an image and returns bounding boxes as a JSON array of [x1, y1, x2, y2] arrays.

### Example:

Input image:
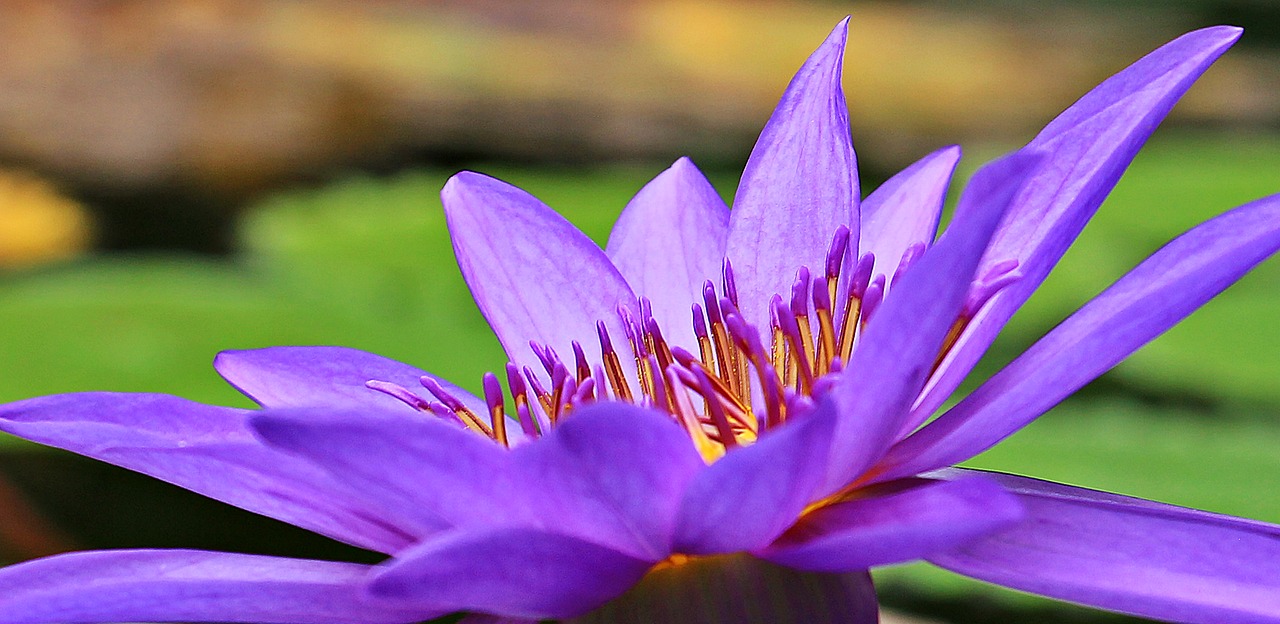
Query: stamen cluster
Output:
[[367, 225, 1019, 461]]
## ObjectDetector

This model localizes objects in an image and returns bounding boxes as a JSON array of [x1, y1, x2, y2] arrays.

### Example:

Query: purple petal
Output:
[[0, 393, 414, 554], [912, 26, 1244, 419], [0, 549, 429, 624], [214, 345, 486, 416], [571, 554, 877, 624], [880, 192, 1280, 480], [673, 397, 835, 555], [368, 526, 652, 620], [442, 171, 637, 378], [726, 18, 858, 331], [606, 157, 730, 349], [512, 403, 705, 560], [858, 145, 960, 279], [929, 469, 1280, 624], [250, 407, 515, 538], [759, 476, 1021, 572], [820, 151, 1044, 494]]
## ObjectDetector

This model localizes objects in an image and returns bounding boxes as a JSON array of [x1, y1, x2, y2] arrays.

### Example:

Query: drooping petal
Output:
[[571, 554, 878, 624], [820, 151, 1044, 494], [759, 476, 1021, 572], [0, 549, 428, 624], [0, 393, 414, 554], [606, 157, 730, 348], [673, 397, 835, 555], [880, 192, 1280, 480], [727, 18, 858, 331], [368, 527, 652, 620], [913, 26, 1244, 419], [214, 346, 486, 416], [858, 145, 960, 280], [929, 469, 1280, 624], [250, 407, 514, 538], [513, 403, 705, 560], [442, 171, 638, 377]]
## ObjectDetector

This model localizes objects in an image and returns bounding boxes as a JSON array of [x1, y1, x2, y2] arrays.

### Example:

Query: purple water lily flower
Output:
[[2, 18, 1280, 624]]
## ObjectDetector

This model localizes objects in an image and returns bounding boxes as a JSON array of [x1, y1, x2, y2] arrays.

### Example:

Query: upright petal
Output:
[[913, 26, 1244, 418], [0, 393, 414, 554], [214, 346, 485, 417], [929, 469, 1280, 624], [820, 151, 1043, 494], [606, 157, 730, 349], [727, 18, 858, 331], [443, 172, 638, 377], [369, 526, 652, 620], [759, 476, 1021, 572], [859, 145, 959, 280], [0, 549, 428, 624], [880, 193, 1280, 480], [572, 554, 878, 624]]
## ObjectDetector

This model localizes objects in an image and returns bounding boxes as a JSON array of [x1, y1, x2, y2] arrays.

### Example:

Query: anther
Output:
[[522, 365, 555, 419], [892, 242, 926, 288], [365, 380, 433, 411], [692, 366, 737, 448], [722, 258, 740, 309], [571, 341, 591, 383], [774, 296, 815, 393], [597, 321, 633, 402], [515, 402, 539, 437], [790, 267, 817, 376], [861, 275, 887, 328], [481, 372, 508, 446], [421, 376, 493, 437], [812, 278, 836, 376]]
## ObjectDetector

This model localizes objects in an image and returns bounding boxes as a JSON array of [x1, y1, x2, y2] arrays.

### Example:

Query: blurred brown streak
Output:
[[0, 471, 77, 562], [0, 0, 1274, 201]]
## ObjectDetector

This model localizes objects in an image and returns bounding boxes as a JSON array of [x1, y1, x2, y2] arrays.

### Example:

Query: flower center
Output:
[[366, 225, 1018, 463]]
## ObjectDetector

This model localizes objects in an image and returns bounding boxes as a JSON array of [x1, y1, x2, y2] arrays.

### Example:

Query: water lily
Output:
[[2, 18, 1280, 624]]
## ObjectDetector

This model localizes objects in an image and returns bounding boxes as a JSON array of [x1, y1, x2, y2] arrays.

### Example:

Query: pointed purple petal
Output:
[[0, 549, 428, 624], [880, 192, 1280, 480], [913, 26, 1245, 419], [606, 157, 730, 349], [250, 407, 512, 538], [727, 18, 858, 331], [673, 397, 835, 554], [443, 171, 637, 376], [513, 403, 705, 560], [820, 151, 1044, 494], [0, 393, 414, 554], [214, 346, 486, 417], [369, 527, 652, 620], [929, 469, 1280, 624], [571, 554, 877, 624], [858, 145, 960, 279], [759, 476, 1021, 572]]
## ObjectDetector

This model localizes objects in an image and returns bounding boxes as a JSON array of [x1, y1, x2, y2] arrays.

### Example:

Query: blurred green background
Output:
[[0, 2, 1278, 623]]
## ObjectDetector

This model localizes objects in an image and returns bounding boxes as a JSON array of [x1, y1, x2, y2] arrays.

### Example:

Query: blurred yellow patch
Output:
[[0, 171, 91, 268]]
